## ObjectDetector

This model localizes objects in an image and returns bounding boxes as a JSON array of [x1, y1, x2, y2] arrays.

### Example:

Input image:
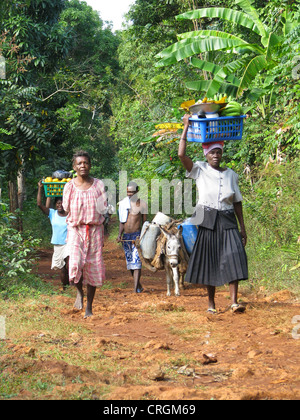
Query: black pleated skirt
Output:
[[185, 212, 248, 287]]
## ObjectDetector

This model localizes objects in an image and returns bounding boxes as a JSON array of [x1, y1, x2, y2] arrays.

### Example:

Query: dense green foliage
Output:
[[0, 0, 299, 294], [0, 200, 53, 298], [0, 0, 119, 188]]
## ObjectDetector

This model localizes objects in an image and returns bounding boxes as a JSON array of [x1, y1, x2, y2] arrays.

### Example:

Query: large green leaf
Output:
[[190, 58, 242, 88], [186, 80, 210, 92], [176, 7, 263, 37], [190, 57, 222, 75], [223, 57, 253, 74], [178, 30, 247, 44], [265, 32, 282, 61], [186, 80, 238, 97], [191, 56, 252, 78], [235, 0, 268, 42], [281, 10, 300, 36], [244, 87, 267, 102], [237, 55, 268, 96], [156, 37, 262, 67], [156, 37, 201, 59], [172, 54, 247, 97], [205, 64, 243, 97], [155, 2, 294, 99], [205, 71, 227, 98]]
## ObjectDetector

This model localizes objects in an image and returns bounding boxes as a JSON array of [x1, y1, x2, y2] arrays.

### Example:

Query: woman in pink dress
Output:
[[63, 150, 107, 318]]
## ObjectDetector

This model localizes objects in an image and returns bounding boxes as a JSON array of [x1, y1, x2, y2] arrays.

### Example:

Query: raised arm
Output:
[[37, 180, 50, 216], [178, 114, 193, 173]]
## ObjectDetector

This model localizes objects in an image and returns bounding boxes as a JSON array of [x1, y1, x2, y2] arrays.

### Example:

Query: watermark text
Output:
[[292, 315, 300, 339], [0, 316, 6, 340], [0, 55, 6, 79], [292, 55, 300, 80]]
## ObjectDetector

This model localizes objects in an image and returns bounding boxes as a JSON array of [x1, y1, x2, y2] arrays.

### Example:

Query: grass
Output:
[[244, 214, 300, 294], [240, 160, 300, 295], [0, 294, 107, 399], [101, 281, 128, 290]]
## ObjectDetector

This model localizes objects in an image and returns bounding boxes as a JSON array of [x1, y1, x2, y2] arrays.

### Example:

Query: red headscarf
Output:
[[202, 141, 224, 156]]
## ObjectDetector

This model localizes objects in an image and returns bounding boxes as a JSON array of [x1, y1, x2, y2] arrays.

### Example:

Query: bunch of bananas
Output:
[[198, 93, 228, 104], [154, 123, 183, 130], [220, 101, 243, 117]]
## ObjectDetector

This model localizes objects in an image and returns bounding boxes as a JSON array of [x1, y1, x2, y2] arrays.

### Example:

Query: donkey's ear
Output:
[[160, 225, 171, 239], [176, 225, 183, 238]]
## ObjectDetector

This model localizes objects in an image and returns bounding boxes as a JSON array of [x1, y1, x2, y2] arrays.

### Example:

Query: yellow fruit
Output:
[[66, 178, 72, 182], [180, 99, 195, 110], [53, 178, 59, 182], [45, 177, 52, 182], [61, 178, 67, 182]]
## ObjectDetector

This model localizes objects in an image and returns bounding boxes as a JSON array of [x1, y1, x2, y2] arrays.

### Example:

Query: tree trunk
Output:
[[8, 179, 18, 213], [17, 167, 26, 211], [8, 178, 23, 231]]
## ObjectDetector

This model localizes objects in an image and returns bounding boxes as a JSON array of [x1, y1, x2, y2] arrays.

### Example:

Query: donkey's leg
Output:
[[172, 267, 180, 297], [165, 266, 172, 297], [179, 272, 185, 289]]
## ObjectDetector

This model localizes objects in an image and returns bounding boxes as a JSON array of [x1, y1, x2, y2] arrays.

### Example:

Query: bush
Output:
[[0, 201, 45, 297], [0, 226, 41, 279], [241, 160, 300, 293]]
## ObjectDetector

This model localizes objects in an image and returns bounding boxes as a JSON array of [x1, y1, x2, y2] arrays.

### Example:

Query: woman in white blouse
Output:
[[178, 114, 248, 314]]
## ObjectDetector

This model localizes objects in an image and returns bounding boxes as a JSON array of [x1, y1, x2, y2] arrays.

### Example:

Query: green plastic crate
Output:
[[42, 181, 66, 198]]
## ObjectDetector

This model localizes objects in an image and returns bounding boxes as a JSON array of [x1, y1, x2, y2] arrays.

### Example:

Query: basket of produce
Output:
[[42, 170, 72, 197], [187, 96, 246, 143]]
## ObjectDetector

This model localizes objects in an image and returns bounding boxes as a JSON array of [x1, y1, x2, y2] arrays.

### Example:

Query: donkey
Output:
[[159, 225, 188, 297], [135, 221, 189, 297]]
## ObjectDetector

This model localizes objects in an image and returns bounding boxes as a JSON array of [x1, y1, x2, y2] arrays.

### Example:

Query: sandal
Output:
[[231, 303, 245, 313], [207, 308, 217, 314]]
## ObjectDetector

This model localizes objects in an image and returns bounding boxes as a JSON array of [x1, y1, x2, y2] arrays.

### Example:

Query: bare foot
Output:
[[74, 290, 84, 310]]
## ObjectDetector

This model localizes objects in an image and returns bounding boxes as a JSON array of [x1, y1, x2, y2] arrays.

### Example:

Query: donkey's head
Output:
[[160, 226, 183, 268]]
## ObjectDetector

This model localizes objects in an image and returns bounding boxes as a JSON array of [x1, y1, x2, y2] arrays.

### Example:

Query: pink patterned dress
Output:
[[62, 178, 107, 287]]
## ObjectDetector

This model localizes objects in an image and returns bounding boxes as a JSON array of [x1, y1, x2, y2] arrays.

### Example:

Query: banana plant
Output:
[[156, 0, 299, 99]]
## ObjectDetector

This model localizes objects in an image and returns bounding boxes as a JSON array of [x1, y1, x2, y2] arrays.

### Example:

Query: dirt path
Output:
[[36, 237, 300, 400]]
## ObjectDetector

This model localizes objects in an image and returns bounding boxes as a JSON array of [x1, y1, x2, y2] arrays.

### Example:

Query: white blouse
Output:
[[186, 161, 243, 211]]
